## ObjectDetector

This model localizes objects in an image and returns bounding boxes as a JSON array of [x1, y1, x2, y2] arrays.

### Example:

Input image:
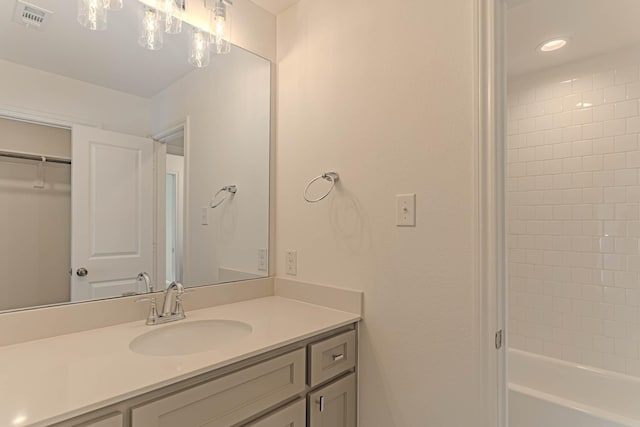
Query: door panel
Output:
[[131, 349, 306, 427], [247, 400, 306, 427], [308, 373, 357, 427], [71, 125, 154, 301]]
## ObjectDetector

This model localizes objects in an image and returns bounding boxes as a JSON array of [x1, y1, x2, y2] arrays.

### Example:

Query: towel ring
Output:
[[210, 185, 237, 209], [304, 172, 340, 203]]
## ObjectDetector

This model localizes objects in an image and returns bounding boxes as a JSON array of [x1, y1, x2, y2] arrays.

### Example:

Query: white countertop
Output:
[[0, 296, 360, 427]]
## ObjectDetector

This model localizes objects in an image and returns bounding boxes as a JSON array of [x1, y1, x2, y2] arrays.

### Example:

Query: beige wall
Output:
[[276, 0, 480, 425], [0, 119, 71, 311]]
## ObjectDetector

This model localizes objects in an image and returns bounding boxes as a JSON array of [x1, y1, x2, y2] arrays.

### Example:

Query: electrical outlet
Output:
[[285, 250, 297, 276], [258, 249, 268, 271], [396, 194, 416, 227]]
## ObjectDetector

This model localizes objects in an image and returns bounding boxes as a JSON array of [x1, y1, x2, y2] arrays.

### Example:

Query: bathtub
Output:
[[508, 349, 640, 427]]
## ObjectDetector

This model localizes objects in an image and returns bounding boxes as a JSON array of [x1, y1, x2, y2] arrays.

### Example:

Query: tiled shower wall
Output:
[[508, 51, 640, 376]]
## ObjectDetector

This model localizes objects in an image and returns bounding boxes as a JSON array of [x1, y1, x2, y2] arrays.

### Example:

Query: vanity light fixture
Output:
[[188, 27, 210, 68], [209, 0, 232, 55], [538, 38, 569, 53], [138, 6, 163, 50], [77, 0, 108, 31], [104, 0, 124, 11], [77, 0, 230, 67], [163, 0, 183, 34]]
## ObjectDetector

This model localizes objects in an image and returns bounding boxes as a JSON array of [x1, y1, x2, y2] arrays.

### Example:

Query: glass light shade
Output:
[[163, 0, 183, 34], [189, 28, 210, 68], [78, 0, 108, 31], [104, 0, 123, 11], [210, 0, 231, 55], [138, 6, 164, 51]]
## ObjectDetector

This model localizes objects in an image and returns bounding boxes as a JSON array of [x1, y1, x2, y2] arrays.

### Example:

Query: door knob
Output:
[[76, 268, 89, 277]]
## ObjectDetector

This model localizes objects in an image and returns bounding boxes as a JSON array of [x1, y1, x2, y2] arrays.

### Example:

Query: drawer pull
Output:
[[317, 396, 325, 412], [332, 353, 345, 361]]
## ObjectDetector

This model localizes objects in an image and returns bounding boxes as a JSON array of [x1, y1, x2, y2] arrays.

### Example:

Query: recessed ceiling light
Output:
[[538, 38, 569, 53]]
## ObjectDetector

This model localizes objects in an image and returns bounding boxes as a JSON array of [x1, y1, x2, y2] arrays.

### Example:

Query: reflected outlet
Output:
[[258, 249, 268, 271]]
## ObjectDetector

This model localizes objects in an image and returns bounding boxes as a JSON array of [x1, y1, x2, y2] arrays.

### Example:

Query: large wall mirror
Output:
[[0, 0, 271, 312]]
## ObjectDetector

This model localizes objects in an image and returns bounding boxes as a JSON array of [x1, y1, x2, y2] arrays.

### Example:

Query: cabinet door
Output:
[[78, 413, 123, 427], [308, 373, 356, 427], [247, 399, 306, 427], [131, 349, 305, 427]]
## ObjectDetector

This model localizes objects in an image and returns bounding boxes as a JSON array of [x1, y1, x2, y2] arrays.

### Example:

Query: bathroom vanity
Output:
[[0, 297, 360, 427]]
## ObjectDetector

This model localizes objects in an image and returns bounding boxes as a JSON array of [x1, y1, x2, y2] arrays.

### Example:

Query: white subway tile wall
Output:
[[508, 63, 640, 377]]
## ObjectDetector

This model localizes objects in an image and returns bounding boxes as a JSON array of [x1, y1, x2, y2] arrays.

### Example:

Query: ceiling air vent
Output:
[[13, 0, 53, 30]]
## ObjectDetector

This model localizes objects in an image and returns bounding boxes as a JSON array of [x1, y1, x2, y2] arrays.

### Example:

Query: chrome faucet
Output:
[[136, 281, 188, 326], [136, 272, 153, 293], [161, 281, 186, 318]]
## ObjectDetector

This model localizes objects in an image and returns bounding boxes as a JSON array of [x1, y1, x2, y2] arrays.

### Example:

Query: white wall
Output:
[[276, 0, 481, 425], [152, 47, 271, 287], [508, 46, 640, 377], [0, 60, 151, 136]]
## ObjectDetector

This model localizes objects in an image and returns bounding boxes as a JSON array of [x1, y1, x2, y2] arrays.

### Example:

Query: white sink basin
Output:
[[129, 319, 253, 356]]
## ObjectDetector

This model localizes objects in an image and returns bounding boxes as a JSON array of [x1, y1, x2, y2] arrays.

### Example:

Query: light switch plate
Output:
[[285, 250, 297, 276], [396, 194, 416, 227]]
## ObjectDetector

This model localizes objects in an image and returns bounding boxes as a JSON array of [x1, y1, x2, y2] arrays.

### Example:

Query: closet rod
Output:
[[0, 150, 71, 165]]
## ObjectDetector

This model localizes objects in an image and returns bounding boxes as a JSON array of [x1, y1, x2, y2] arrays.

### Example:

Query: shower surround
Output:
[[508, 47, 640, 377]]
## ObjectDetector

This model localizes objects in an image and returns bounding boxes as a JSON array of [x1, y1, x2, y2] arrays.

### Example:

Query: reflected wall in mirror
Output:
[[0, 0, 271, 312]]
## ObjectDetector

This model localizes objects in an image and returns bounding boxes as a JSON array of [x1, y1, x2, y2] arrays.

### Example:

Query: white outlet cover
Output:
[[285, 250, 297, 276]]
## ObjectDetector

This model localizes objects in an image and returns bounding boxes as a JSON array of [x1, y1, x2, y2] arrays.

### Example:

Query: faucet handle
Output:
[[135, 296, 159, 325], [174, 288, 194, 317]]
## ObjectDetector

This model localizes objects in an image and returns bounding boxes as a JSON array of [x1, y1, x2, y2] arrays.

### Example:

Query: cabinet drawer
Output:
[[308, 330, 356, 387], [246, 399, 306, 427], [308, 373, 357, 427], [77, 413, 123, 427], [131, 348, 306, 427]]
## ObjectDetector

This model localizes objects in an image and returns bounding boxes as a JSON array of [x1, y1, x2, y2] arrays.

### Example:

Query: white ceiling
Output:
[[0, 0, 195, 98], [508, 0, 640, 77], [249, 0, 298, 15]]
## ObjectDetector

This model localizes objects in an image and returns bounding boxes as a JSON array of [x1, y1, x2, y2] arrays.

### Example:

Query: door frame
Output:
[[475, 0, 507, 425], [0, 106, 100, 130], [153, 117, 191, 290]]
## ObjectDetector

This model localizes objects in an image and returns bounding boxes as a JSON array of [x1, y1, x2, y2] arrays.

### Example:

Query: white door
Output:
[[71, 125, 154, 301]]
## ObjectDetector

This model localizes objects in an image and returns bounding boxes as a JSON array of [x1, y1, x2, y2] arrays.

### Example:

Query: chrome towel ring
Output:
[[210, 185, 237, 209], [304, 172, 340, 203]]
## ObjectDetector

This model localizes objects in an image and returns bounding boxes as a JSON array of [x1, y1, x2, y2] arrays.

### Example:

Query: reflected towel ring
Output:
[[304, 172, 340, 203], [210, 185, 237, 209]]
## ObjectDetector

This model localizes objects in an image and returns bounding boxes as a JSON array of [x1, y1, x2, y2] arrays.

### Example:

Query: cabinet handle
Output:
[[332, 353, 345, 361], [317, 396, 325, 412]]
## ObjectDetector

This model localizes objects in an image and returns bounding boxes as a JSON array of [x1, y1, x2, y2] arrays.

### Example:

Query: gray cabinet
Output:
[[247, 399, 306, 427], [131, 349, 305, 427], [51, 325, 357, 427], [308, 374, 357, 427], [79, 413, 123, 427]]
